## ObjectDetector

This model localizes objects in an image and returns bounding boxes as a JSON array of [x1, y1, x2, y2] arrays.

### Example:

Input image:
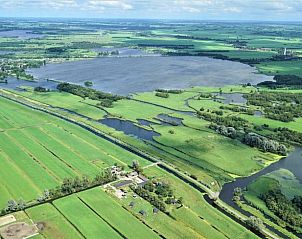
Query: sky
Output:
[[1, 0, 302, 21]]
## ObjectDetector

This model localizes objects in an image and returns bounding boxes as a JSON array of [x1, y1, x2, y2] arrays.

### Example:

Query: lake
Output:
[[27, 56, 273, 95], [0, 30, 43, 39]]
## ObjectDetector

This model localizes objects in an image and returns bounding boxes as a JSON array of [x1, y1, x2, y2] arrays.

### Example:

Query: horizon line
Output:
[[1, 16, 302, 23]]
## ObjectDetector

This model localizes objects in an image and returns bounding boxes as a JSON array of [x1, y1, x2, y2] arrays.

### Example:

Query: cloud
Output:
[[1, 0, 302, 19], [86, 0, 133, 11]]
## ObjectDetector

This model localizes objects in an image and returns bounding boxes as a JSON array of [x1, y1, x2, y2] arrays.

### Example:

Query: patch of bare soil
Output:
[[0, 222, 38, 239]]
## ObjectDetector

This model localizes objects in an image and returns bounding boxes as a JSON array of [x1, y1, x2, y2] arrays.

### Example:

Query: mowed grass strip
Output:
[[58, 120, 151, 167], [23, 126, 101, 177], [0, 150, 42, 206], [6, 129, 77, 180], [0, 133, 58, 191], [53, 195, 122, 239], [26, 203, 83, 239], [79, 188, 160, 239], [172, 207, 227, 239], [41, 123, 118, 168], [0, 177, 14, 209], [0, 97, 51, 127]]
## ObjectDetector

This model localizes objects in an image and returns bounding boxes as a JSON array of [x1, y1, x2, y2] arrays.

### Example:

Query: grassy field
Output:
[[26, 203, 83, 239], [257, 60, 302, 77], [140, 166, 259, 239], [53, 195, 122, 238], [25, 188, 163, 239], [78, 188, 160, 239], [132, 90, 199, 112], [0, 96, 151, 209], [152, 123, 275, 177], [11, 90, 107, 120]]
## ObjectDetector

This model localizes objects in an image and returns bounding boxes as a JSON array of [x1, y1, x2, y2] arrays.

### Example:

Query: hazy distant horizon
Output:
[[1, 17, 302, 24]]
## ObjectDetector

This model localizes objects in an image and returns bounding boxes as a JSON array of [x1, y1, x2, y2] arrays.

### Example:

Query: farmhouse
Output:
[[114, 180, 133, 189]]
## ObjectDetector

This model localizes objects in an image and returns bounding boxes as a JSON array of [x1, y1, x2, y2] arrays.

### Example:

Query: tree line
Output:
[[1, 169, 116, 215], [258, 75, 302, 87], [57, 82, 124, 108]]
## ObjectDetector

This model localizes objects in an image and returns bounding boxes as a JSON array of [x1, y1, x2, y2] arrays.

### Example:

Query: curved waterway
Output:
[[26, 56, 273, 95], [220, 146, 302, 210]]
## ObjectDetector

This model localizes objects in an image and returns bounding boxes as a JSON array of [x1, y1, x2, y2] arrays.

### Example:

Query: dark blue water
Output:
[[220, 147, 302, 206], [27, 56, 273, 95], [100, 118, 160, 141]]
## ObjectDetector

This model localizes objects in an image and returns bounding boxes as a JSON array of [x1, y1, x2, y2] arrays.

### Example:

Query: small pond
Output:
[[156, 114, 183, 126], [100, 118, 160, 141], [215, 93, 247, 104]]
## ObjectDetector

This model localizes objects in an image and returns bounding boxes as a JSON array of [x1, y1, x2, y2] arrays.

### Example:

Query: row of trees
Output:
[[57, 83, 124, 107], [1, 169, 116, 215], [155, 89, 183, 94], [198, 111, 249, 129], [210, 124, 288, 155], [219, 105, 255, 115], [243, 133, 287, 155], [258, 75, 302, 87]]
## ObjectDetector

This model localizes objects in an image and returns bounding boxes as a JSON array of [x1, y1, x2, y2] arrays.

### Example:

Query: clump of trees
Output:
[[243, 133, 287, 155], [34, 86, 49, 92], [245, 92, 302, 122], [210, 124, 237, 139], [270, 127, 302, 145], [131, 180, 182, 213], [262, 189, 302, 228], [131, 160, 143, 174], [198, 93, 212, 99], [57, 83, 123, 107], [84, 81, 93, 87], [246, 216, 265, 231], [232, 187, 243, 202], [155, 92, 169, 98]]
